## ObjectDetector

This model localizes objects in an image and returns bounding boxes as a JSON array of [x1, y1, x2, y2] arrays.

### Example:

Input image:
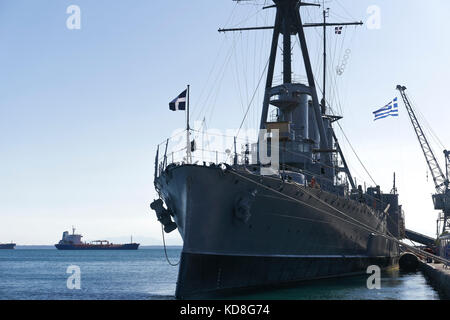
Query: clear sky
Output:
[[1, 0, 449, 245]]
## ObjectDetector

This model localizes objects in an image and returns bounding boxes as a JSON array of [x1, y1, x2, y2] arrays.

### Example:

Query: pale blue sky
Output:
[[1, 0, 449, 244]]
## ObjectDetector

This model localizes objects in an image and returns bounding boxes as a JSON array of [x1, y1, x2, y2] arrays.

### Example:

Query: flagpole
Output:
[[186, 85, 191, 164]]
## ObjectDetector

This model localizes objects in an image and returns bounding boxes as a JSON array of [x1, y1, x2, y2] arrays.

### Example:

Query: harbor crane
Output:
[[396, 85, 450, 237]]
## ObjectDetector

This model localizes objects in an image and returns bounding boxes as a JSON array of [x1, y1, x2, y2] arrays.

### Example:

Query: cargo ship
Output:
[[151, 0, 405, 299], [0, 243, 16, 250], [55, 228, 139, 250]]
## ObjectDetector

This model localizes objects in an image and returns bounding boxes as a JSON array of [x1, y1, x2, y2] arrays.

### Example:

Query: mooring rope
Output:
[[161, 225, 180, 267]]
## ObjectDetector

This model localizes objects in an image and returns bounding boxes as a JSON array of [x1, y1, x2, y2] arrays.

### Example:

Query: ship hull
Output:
[[0, 244, 16, 250], [176, 252, 397, 299], [55, 244, 139, 250], [155, 164, 400, 299]]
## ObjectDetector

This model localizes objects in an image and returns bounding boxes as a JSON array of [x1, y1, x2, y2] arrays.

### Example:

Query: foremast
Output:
[[221, 0, 362, 191]]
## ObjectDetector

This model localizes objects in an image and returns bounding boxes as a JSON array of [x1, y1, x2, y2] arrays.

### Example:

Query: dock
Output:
[[419, 260, 450, 299]]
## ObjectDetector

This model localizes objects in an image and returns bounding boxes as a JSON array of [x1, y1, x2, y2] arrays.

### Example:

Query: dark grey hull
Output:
[[155, 164, 400, 299], [176, 252, 397, 299], [0, 243, 16, 250]]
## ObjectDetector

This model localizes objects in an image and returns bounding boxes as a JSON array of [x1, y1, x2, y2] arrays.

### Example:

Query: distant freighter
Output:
[[0, 243, 16, 250], [55, 228, 139, 250]]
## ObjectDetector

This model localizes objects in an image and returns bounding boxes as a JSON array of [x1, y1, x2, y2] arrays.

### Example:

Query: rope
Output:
[[230, 169, 384, 235], [227, 167, 450, 265], [335, 121, 378, 186], [161, 225, 180, 267], [236, 58, 270, 137], [224, 58, 270, 164]]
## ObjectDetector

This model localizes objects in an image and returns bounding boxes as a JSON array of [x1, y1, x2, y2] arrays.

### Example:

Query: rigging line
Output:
[[279, 148, 335, 172], [253, 7, 270, 129], [193, 148, 233, 156], [334, 0, 357, 21], [328, 26, 340, 111], [298, 36, 325, 99], [325, 83, 375, 189], [418, 112, 445, 151], [242, 28, 251, 117], [230, 169, 385, 238], [202, 119, 212, 154], [328, 44, 346, 115], [304, 14, 320, 79], [192, 0, 240, 118], [192, 1, 240, 120], [304, 6, 322, 82], [329, 62, 343, 116], [253, 12, 259, 119], [233, 33, 248, 116], [228, 8, 264, 29], [190, 128, 255, 142], [156, 129, 189, 148], [267, 211, 346, 227], [329, 10, 354, 22], [230, 168, 447, 263], [337, 26, 346, 65], [224, 1, 239, 27], [208, 44, 237, 122], [191, 118, 210, 151], [333, 23, 356, 104], [192, 37, 228, 121], [195, 35, 237, 121], [331, 25, 348, 113], [337, 143, 365, 187], [204, 38, 239, 126], [336, 121, 378, 186], [273, 162, 391, 209], [336, 29, 358, 115], [225, 58, 270, 163], [282, 165, 338, 185], [407, 91, 446, 151], [314, 43, 323, 90], [237, 58, 270, 137], [253, 14, 262, 129]]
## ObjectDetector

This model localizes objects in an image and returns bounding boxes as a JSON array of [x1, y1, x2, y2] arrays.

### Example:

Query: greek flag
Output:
[[169, 90, 187, 111], [373, 98, 399, 121]]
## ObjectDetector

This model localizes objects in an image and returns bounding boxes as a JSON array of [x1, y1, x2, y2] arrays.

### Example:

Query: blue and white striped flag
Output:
[[169, 89, 187, 111], [373, 97, 399, 121]]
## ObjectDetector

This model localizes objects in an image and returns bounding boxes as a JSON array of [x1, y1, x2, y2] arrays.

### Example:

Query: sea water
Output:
[[0, 247, 442, 300]]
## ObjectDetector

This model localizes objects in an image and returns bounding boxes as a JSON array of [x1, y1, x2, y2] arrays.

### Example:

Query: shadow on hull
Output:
[[175, 252, 399, 299]]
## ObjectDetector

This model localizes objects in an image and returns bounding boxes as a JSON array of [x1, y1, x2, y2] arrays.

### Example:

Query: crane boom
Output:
[[446, 150, 450, 185], [397, 85, 450, 236], [396, 85, 447, 193]]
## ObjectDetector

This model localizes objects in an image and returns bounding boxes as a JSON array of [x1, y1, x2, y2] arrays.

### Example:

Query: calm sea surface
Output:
[[0, 248, 443, 300]]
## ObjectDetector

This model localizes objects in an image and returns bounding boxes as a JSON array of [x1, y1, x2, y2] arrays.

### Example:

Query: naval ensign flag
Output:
[[169, 90, 187, 111]]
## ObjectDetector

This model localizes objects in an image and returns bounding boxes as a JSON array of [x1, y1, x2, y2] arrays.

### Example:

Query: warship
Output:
[[55, 228, 139, 250], [151, 0, 405, 299]]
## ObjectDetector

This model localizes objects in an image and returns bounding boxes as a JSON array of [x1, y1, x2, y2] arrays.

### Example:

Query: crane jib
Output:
[[396, 85, 450, 235]]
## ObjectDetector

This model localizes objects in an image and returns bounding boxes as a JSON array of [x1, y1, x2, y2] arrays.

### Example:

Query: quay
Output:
[[419, 261, 450, 299]]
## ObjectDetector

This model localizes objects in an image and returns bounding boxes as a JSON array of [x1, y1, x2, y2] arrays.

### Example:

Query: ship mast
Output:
[[220, 0, 361, 187], [257, 0, 331, 164]]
